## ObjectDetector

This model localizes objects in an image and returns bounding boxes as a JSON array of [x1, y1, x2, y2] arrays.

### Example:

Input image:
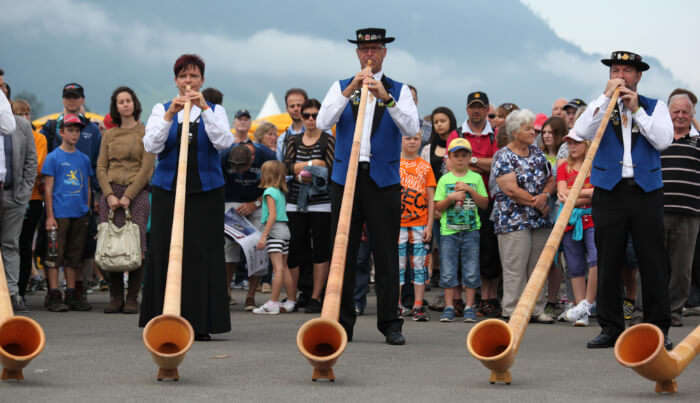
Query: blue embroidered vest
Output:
[[332, 75, 403, 188], [591, 95, 663, 192], [151, 102, 225, 192]]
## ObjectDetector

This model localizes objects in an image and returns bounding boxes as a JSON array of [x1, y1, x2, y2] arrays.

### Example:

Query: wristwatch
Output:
[[470, 156, 478, 165]]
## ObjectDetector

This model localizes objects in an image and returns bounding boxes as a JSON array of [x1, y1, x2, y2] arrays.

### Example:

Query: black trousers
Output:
[[592, 181, 671, 336], [18, 200, 44, 297], [330, 169, 403, 340]]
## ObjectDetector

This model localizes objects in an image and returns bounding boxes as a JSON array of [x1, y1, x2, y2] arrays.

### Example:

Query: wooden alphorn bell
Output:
[[142, 86, 195, 381], [467, 89, 621, 385], [615, 319, 700, 393], [296, 61, 373, 382], [0, 250, 46, 381]]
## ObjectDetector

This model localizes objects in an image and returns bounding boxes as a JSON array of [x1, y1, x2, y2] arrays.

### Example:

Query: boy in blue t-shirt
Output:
[[42, 113, 94, 312], [434, 138, 488, 323]]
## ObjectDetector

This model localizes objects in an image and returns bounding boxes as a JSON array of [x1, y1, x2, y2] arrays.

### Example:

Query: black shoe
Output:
[[296, 292, 309, 309], [385, 331, 406, 346], [195, 334, 211, 341], [587, 332, 618, 349], [664, 335, 673, 350], [65, 288, 92, 311], [304, 298, 322, 314]]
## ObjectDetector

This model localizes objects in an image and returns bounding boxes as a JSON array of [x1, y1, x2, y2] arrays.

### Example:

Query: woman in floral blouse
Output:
[[491, 109, 556, 323]]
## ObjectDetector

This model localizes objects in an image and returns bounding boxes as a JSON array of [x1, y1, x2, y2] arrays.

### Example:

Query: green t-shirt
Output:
[[261, 187, 288, 224], [434, 170, 487, 236]]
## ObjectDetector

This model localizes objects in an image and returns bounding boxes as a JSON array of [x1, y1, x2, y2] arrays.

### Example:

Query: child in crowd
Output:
[[434, 138, 488, 322], [42, 114, 94, 312], [398, 133, 436, 321], [253, 161, 295, 314], [556, 131, 597, 326]]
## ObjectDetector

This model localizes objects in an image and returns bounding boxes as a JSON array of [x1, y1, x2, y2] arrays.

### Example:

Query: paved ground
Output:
[[1, 287, 699, 403]]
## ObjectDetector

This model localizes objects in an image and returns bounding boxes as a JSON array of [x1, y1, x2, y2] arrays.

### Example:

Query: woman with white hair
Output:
[[491, 109, 556, 323]]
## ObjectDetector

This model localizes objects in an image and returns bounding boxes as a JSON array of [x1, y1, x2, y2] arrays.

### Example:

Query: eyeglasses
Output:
[[302, 112, 318, 120], [488, 114, 496, 119], [357, 45, 384, 53]]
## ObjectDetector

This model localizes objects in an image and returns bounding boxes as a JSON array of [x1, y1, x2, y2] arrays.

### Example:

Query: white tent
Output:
[[256, 92, 282, 119]]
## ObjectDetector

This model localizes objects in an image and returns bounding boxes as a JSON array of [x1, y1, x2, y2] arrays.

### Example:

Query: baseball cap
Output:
[[467, 91, 489, 107], [563, 130, 584, 143], [563, 98, 586, 111], [448, 137, 472, 153], [62, 83, 85, 98], [235, 109, 251, 119], [60, 113, 85, 128], [534, 113, 548, 131]]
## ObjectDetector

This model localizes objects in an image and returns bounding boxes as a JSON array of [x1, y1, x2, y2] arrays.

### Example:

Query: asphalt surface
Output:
[[1, 287, 699, 403]]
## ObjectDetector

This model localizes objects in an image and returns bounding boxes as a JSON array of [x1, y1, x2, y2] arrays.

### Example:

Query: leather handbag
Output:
[[95, 207, 141, 272]]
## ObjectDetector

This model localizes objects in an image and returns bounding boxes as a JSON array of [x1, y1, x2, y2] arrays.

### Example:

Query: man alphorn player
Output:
[[317, 28, 419, 345], [574, 51, 673, 349]]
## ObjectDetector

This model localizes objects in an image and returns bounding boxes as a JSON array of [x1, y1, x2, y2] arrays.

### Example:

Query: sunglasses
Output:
[[488, 114, 496, 119], [302, 112, 318, 120], [501, 103, 516, 111]]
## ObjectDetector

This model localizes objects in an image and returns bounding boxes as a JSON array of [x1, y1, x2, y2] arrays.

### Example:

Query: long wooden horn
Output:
[[0, 250, 46, 381], [467, 89, 621, 384], [615, 323, 700, 393], [296, 61, 373, 382], [142, 87, 195, 382]]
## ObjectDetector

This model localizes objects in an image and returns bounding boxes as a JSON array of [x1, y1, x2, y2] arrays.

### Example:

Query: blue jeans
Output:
[[439, 230, 481, 289]]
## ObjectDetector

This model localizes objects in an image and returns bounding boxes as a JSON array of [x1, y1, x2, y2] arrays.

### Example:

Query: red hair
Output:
[[173, 54, 205, 78]]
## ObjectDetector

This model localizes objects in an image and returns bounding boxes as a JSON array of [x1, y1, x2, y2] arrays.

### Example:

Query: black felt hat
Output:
[[601, 51, 650, 71], [348, 28, 395, 45]]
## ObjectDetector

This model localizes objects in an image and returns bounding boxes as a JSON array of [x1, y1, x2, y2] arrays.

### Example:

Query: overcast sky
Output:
[[522, 0, 700, 91]]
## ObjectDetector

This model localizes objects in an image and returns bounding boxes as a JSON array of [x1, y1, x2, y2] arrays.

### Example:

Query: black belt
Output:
[[619, 178, 638, 187], [358, 162, 370, 171]]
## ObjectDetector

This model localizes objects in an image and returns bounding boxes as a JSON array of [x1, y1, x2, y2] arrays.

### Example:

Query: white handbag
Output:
[[95, 208, 142, 272]]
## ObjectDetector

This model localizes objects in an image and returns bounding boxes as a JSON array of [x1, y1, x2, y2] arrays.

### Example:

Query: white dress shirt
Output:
[[574, 93, 673, 178], [317, 70, 419, 162], [0, 91, 15, 182], [144, 101, 233, 154]]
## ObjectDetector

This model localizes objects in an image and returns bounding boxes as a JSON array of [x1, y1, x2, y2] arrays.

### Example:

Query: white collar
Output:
[[461, 119, 493, 135], [373, 70, 384, 81], [690, 124, 699, 138]]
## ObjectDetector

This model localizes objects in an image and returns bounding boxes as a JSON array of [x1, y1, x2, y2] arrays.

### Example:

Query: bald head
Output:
[[552, 98, 567, 119]]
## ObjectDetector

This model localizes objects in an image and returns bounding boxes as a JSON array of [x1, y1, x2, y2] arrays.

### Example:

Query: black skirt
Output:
[[139, 186, 231, 335]]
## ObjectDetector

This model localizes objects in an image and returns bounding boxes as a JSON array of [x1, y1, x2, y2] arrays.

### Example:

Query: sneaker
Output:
[[574, 312, 590, 327], [530, 312, 554, 324], [683, 305, 700, 317], [46, 289, 69, 312], [412, 306, 429, 322], [463, 306, 477, 323], [280, 299, 296, 313], [98, 279, 109, 291], [11, 294, 28, 313], [399, 305, 412, 317], [305, 298, 322, 314], [244, 296, 256, 311], [544, 302, 560, 317], [440, 306, 456, 322], [65, 288, 92, 311], [623, 299, 634, 320], [477, 299, 502, 318], [253, 300, 280, 315], [565, 300, 591, 323], [429, 294, 445, 312], [261, 283, 272, 294]]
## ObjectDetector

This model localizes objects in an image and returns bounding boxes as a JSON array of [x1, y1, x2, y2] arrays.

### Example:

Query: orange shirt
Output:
[[399, 157, 436, 227], [31, 130, 48, 200]]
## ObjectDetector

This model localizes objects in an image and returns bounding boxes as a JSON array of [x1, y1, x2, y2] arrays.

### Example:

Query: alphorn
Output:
[[0, 250, 45, 381], [296, 62, 373, 382], [142, 87, 195, 381], [615, 323, 700, 393], [467, 89, 621, 384]]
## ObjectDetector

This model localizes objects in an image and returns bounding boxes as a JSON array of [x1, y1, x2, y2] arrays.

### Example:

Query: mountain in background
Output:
[[0, 0, 684, 122]]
